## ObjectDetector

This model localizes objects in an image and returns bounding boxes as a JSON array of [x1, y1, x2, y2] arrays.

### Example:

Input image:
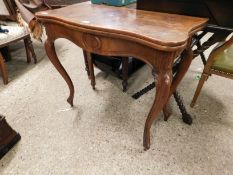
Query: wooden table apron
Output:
[[37, 3, 207, 150]]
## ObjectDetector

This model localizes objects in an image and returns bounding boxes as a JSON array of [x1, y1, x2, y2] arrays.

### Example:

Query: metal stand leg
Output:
[[173, 91, 192, 125], [196, 41, 207, 65], [122, 57, 129, 92], [132, 82, 155, 99]]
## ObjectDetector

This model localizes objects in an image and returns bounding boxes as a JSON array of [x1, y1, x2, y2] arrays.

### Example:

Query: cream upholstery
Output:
[[0, 22, 28, 45]]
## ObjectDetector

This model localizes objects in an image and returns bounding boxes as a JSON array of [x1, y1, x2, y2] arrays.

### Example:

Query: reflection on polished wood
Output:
[[36, 2, 207, 150]]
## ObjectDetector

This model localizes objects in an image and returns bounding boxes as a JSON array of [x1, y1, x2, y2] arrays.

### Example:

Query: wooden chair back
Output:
[[0, 0, 17, 21], [205, 35, 233, 79]]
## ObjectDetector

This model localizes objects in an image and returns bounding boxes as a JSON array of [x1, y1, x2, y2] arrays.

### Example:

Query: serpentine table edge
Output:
[[36, 1, 208, 150]]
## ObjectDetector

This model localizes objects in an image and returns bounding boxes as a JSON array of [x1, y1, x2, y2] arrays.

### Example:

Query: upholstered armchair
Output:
[[0, 21, 37, 84], [191, 35, 233, 107]]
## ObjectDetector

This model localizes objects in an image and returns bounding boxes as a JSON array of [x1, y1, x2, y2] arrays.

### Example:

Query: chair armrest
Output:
[[15, 0, 35, 24]]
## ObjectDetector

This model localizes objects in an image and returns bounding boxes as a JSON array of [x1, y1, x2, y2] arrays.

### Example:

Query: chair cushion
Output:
[[0, 24, 28, 46], [212, 45, 233, 74]]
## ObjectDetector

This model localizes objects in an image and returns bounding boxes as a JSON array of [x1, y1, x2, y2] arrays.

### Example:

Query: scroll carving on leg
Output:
[[143, 55, 174, 150], [44, 40, 74, 106]]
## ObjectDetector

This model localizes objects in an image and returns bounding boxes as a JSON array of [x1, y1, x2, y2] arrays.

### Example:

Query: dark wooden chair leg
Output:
[[24, 37, 37, 64], [82, 50, 90, 78], [196, 41, 207, 65], [0, 47, 11, 62], [173, 91, 192, 125], [24, 38, 31, 63], [86, 51, 96, 90], [190, 73, 209, 107], [121, 57, 129, 92], [0, 52, 8, 85]]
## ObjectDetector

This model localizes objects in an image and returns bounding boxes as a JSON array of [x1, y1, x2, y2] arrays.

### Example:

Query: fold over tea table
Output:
[[36, 2, 207, 150]]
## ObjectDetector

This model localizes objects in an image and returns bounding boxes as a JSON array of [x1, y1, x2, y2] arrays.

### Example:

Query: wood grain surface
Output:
[[37, 1, 207, 51]]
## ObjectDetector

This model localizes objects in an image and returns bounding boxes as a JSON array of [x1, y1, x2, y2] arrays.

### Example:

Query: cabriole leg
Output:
[[44, 40, 74, 106], [143, 66, 173, 150]]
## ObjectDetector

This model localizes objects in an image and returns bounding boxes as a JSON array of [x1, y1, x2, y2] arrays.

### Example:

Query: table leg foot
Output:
[[143, 128, 150, 150], [67, 97, 74, 107], [182, 113, 192, 125], [122, 80, 128, 92]]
